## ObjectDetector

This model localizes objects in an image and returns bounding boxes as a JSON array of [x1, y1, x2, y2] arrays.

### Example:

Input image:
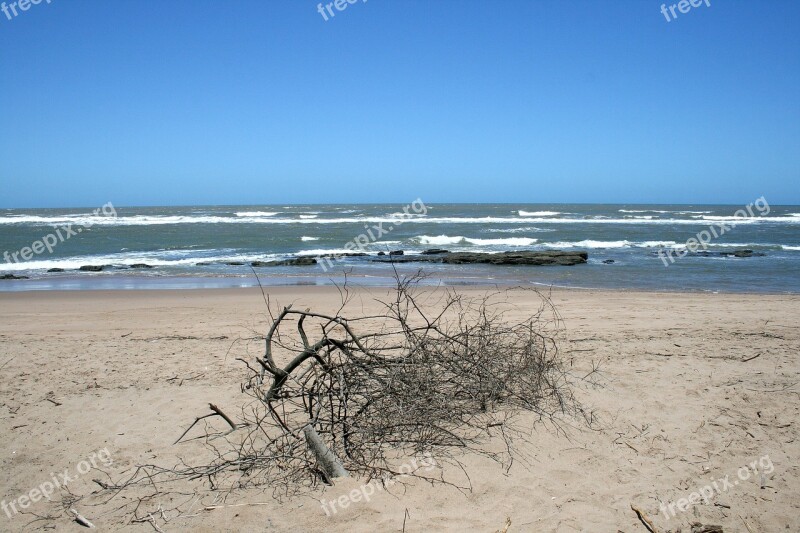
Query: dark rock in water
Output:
[[277, 257, 317, 266], [226, 262, 245, 266], [656, 248, 766, 259], [1, 274, 29, 280], [196, 262, 213, 266], [389, 250, 404, 256], [374, 250, 588, 266], [79, 265, 104, 272], [377, 251, 386, 256], [421, 249, 450, 255], [727, 249, 765, 258], [47, 268, 65, 273], [602, 259, 615, 264], [251, 257, 317, 267], [442, 251, 587, 266], [130, 263, 154, 269]]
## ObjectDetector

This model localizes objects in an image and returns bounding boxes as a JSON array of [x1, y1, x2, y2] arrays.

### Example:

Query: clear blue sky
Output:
[[1, 0, 798, 207]]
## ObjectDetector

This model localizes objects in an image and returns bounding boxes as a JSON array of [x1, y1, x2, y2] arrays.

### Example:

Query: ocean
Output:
[[1, 203, 799, 292]]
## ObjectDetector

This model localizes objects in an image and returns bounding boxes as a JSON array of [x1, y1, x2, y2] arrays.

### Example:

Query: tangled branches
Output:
[[215, 272, 588, 492], [102, 273, 592, 519]]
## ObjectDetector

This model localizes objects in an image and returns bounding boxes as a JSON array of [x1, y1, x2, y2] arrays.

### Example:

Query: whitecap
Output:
[[518, 210, 560, 216], [235, 211, 278, 217]]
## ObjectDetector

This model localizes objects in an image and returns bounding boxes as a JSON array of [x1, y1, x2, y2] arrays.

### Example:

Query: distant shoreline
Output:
[[0, 274, 797, 295]]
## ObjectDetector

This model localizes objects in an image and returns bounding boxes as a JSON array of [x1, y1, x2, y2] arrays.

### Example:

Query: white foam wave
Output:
[[691, 215, 800, 223], [416, 235, 536, 246], [639, 241, 681, 247], [235, 211, 278, 217], [704, 242, 765, 248], [417, 235, 465, 245], [782, 245, 800, 251], [485, 226, 554, 233], [518, 210, 560, 216], [386, 212, 426, 218], [545, 240, 632, 249], [0, 249, 285, 272], [618, 209, 673, 214], [301, 236, 319, 241], [619, 209, 712, 215], [465, 237, 537, 246], [299, 215, 318, 219]]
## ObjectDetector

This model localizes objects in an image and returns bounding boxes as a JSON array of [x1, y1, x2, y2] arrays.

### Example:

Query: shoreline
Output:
[[1, 275, 799, 295], [2, 283, 800, 301]]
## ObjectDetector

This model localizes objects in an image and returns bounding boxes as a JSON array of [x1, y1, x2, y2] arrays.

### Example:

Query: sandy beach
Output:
[[0, 286, 797, 532]]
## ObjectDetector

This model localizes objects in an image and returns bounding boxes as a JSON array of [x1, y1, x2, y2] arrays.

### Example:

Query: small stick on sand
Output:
[[208, 403, 236, 430], [174, 403, 237, 444], [203, 502, 272, 510], [742, 353, 761, 362], [70, 509, 95, 528], [132, 514, 165, 532], [631, 504, 658, 533], [625, 441, 640, 453], [494, 517, 511, 533]]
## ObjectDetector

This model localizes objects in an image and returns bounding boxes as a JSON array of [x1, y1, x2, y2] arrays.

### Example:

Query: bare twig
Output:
[[631, 504, 658, 533], [70, 509, 95, 529]]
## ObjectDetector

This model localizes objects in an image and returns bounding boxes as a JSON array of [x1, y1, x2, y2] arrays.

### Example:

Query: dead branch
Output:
[[102, 271, 594, 524]]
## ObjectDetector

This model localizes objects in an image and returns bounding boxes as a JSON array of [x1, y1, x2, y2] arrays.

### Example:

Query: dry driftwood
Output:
[[99, 272, 595, 520], [222, 272, 591, 488], [303, 424, 349, 480], [70, 508, 95, 529]]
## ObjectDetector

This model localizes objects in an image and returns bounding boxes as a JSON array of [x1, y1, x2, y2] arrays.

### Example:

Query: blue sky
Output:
[[1, 0, 798, 207]]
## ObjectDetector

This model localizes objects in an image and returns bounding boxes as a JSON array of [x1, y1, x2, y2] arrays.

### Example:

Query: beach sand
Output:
[[0, 286, 798, 532]]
